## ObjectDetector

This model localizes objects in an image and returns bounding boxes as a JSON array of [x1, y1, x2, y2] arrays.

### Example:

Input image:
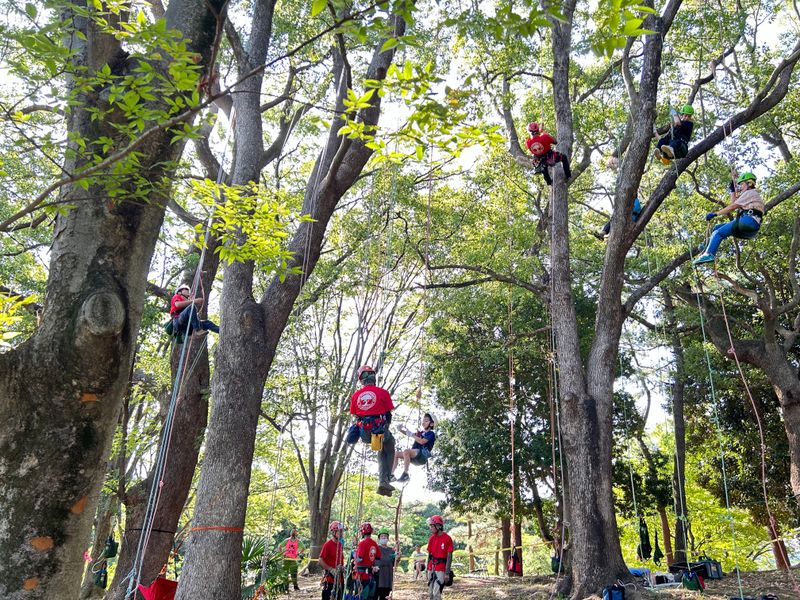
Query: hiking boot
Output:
[[388, 473, 396, 482], [376, 484, 394, 497], [693, 253, 716, 265], [398, 472, 410, 483], [660, 145, 675, 159], [654, 147, 662, 160], [592, 230, 605, 241]]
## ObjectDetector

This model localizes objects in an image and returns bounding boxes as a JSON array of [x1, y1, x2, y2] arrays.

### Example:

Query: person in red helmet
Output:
[[347, 366, 396, 497], [524, 122, 571, 186], [426, 515, 453, 600], [354, 522, 381, 600], [319, 521, 346, 600]]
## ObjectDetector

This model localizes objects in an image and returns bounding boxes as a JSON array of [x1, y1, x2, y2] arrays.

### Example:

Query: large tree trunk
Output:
[[175, 9, 409, 598], [657, 506, 673, 566], [0, 2, 225, 597]]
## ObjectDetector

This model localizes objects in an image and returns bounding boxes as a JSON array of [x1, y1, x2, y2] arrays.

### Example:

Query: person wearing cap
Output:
[[354, 522, 381, 600], [426, 516, 453, 600], [525, 122, 571, 185], [348, 366, 396, 497], [391, 412, 436, 483], [320, 521, 346, 600], [169, 282, 219, 340], [694, 170, 765, 265], [279, 528, 305, 591], [654, 104, 694, 164], [374, 529, 398, 600]]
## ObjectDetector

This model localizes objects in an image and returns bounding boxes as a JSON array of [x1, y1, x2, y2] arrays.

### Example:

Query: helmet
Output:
[[679, 104, 694, 115], [329, 521, 345, 532], [360, 522, 373, 535], [357, 365, 375, 381], [377, 528, 390, 537], [176, 284, 190, 294], [424, 413, 436, 427], [737, 172, 757, 184], [427, 515, 444, 527], [527, 122, 540, 133]]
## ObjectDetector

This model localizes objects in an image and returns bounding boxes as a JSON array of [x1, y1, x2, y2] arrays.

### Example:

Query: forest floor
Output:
[[292, 567, 798, 599]]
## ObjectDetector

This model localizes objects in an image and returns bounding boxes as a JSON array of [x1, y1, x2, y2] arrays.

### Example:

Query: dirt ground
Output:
[[292, 567, 799, 599]]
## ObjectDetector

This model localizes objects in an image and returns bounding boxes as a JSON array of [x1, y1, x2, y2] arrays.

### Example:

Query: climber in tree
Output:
[[654, 104, 694, 164], [347, 365, 396, 497], [525, 122, 571, 185], [694, 171, 765, 265], [169, 282, 219, 340], [390, 412, 436, 483]]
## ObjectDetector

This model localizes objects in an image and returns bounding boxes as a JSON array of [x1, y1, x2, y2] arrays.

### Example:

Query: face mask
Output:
[[379, 537, 388, 546]]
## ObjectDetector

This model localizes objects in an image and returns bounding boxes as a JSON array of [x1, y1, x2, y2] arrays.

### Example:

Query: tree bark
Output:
[[0, 2, 225, 597], [500, 517, 511, 576], [175, 7, 409, 598], [767, 519, 790, 570], [657, 506, 673, 566]]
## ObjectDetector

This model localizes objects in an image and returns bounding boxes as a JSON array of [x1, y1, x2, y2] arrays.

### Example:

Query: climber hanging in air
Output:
[[525, 122, 571, 185], [167, 281, 219, 342], [694, 171, 765, 265], [390, 412, 436, 483], [346, 365, 396, 497], [654, 104, 694, 164]]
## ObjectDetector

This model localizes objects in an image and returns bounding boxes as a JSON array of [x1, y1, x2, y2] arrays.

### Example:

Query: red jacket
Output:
[[526, 132, 556, 157]]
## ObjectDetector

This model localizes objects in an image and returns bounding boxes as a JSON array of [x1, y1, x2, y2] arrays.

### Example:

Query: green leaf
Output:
[[380, 38, 399, 53], [311, 0, 327, 17], [24, 3, 37, 19]]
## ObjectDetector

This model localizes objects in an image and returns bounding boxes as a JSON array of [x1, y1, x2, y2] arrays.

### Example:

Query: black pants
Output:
[[539, 151, 571, 185], [656, 135, 688, 159], [376, 586, 392, 600]]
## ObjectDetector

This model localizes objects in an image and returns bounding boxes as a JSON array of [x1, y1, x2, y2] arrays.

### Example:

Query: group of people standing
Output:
[[314, 515, 454, 600]]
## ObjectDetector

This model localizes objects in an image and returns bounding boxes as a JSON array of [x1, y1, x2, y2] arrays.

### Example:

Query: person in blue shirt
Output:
[[390, 413, 436, 483]]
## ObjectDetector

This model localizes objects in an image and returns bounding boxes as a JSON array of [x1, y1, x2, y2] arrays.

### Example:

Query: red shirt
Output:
[[427, 532, 454, 572], [355, 537, 381, 579], [319, 539, 344, 569], [169, 293, 186, 317], [525, 132, 556, 157], [349, 385, 394, 417]]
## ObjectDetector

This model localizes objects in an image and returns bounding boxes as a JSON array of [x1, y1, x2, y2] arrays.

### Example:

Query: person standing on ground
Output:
[[374, 529, 398, 600], [319, 521, 346, 600], [279, 528, 305, 591], [412, 545, 427, 581], [426, 516, 453, 600]]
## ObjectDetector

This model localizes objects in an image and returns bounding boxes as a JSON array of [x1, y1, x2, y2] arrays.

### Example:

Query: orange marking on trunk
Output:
[[71, 496, 89, 514], [30, 537, 54, 551], [23, 577, 40, 590], [80, 393, 98, 403]]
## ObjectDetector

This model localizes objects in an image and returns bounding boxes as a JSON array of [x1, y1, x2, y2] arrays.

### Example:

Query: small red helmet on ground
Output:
[[360, 522, 373, 535]]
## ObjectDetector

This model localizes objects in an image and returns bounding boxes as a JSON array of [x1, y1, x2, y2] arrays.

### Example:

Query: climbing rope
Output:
[[122, 107, 236, 598]]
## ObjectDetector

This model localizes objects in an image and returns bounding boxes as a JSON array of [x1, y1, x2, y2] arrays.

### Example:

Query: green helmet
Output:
[[679, 104, 694, 115], [737, 172, 756, 184], [377, 528, 390, 537]]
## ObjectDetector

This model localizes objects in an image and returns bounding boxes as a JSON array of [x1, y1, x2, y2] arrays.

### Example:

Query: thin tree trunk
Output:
[[500, 517, 511, 576], [0, 2, 225, 597], [79, 494, 118, 599], [664, 290, 689, 565], [657, 506, 673, 566], [767, 519, 790, 570]]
